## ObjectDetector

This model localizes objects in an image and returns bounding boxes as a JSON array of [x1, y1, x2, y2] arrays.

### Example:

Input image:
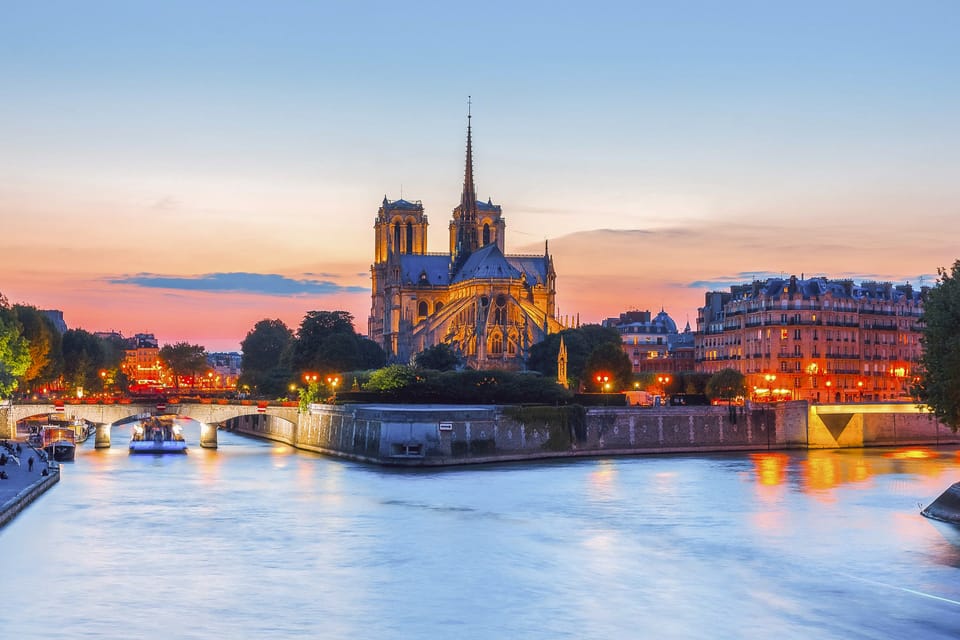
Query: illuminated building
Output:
[[122, 333, 162, 387], [602, 309, 694, 374], [368, 106, 565, 369], [696, 276, 924, 402]]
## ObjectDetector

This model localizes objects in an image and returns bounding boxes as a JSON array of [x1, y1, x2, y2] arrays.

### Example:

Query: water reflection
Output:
[[2, 436, 959, 639]]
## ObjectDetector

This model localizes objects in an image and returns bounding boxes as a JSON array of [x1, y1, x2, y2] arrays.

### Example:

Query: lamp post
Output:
[[595, 374, 610, 393], [857, 379, 864, 403], [657, 375, 671, 402], [327, 376, 340, 399], [763, 373, 777, 449]]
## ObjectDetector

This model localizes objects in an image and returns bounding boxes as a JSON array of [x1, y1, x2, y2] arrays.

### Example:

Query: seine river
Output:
[[3, 424, 960, 639]]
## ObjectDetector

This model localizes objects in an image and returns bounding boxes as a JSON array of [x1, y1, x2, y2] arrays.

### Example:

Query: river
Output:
[[2, 423, 960, 639]]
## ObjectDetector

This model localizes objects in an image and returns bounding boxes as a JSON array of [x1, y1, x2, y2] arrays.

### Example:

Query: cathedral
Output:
[[368, 109, 564, 369]]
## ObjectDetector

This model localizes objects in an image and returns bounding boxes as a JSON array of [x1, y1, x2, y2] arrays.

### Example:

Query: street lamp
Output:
[[595, 373, 610, 393], [657, 375, 671, 399], [327, 376, 340, 398], [857, 379, 864, 403], [303, 373, 319, 384], [764, 373, 776, 402]]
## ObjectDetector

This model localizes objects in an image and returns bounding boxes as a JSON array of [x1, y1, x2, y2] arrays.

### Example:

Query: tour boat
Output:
[[41, 425, 77, 462], [129, 417, 188, 454]]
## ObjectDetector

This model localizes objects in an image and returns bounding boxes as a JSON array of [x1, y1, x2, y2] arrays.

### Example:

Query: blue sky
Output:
[[2, 1, 958, 349]]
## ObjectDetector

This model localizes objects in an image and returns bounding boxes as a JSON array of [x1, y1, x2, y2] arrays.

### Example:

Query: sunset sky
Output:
[[3, 2, 959, 351]]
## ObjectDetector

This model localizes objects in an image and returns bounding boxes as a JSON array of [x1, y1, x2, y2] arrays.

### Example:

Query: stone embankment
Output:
[[226, 400, 959, 467], [922, 483, 960, 524], [0, 441, 59, 529]]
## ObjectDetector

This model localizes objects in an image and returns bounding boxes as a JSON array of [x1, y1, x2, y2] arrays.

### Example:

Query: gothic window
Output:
[[434, 301, 444, 314], [406, 221, 414, 254], [417, 301, 428, 319], [393, 223, 401, 252], [491, 334, 503, 354], [493, 295, 507, 325], [483, 223, 491, 246]]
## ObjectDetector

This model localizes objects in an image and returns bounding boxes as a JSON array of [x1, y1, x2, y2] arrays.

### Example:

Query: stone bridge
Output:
[[0, 402, 300, 449]]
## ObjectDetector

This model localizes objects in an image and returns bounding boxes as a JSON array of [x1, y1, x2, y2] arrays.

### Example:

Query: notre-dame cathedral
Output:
[[368, 109, 564, 369]]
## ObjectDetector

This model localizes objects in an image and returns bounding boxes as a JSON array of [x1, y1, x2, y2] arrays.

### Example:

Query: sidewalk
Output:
[[0, 441, 59, 529]]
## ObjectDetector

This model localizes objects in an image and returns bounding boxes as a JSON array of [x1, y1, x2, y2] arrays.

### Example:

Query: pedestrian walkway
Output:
[[0, 440, 59, 528]]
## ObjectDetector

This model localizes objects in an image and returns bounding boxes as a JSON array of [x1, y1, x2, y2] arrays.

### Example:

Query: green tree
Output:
[[583, 341, 633, 392], [61, 329, 111, 393], [365, 364, 418, 392], [413, 343, 463, 371], [159, 342, 208, 390], [527, 324, 623, 389], [706, 368, 746, 403], [240, 319, 294, 396], [917, 260, 960, 430], [288, 310, 385, 375], [12, 305, 59, 387], [0, 300, 31, 398]]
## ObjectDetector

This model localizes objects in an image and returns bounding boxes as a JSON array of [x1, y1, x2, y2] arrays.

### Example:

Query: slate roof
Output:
[[451, 244, 521, 283], [382, 198, 423, 212], [397, 254, 451, 286]]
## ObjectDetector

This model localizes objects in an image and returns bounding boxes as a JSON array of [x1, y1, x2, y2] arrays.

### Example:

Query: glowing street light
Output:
[[657, 374, 671, 398], [595, 373, 610, 393]]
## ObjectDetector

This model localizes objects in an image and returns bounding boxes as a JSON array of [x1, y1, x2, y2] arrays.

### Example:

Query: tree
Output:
[[61, 329, 112, 393], [159, 342, 208, 390], [527, 324, 623, 388], [287, 310, 386, 375], [413, 343, 463, 371], [0, 302, 31, 398], [365, 364, 418, 392], [917, 260, 960, 431], [583, 341, 633, 392], [12, 305, 59, 387], [706, 368, 746, 403], [240, 319, 294, 396]]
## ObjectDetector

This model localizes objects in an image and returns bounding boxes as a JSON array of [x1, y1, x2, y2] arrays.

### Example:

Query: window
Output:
[[406, 221, 414, 254], [393, 223, 401, 252], [417, 301, 428, 318], [483, 223, 491, 246], [490, 334, 503, 354]]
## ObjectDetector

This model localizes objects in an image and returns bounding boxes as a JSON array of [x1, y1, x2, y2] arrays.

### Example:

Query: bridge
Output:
[[0, 401, 300, 449]]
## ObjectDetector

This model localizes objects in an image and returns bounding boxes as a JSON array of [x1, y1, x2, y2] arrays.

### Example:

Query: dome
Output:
[[652, 310, 678, 333]]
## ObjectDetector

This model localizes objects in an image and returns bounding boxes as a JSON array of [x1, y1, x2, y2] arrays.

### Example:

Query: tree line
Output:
[[7, 258, 960, 432]]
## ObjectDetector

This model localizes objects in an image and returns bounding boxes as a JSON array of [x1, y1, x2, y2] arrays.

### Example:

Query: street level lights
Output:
[[327, 376, 340, 399], [595, 373, 610, 393], [657, 375, 671, 401]]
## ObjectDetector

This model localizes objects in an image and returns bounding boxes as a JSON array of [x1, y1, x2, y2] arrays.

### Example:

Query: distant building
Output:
[[121, 333, 162, 386], [695, 275, 925, 403], [368, 108, 565, 369], [207, 352, 241, 389], [40, 310, 67, 334], [603, 309, 694, 374]]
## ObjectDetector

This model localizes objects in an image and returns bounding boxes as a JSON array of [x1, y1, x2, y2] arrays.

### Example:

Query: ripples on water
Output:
[[1, 426, 959, 639]]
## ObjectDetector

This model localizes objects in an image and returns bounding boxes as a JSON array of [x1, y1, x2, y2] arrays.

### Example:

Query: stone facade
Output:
[[228, 401, 958, 467], [368, 111, 564, 369], [696, 276, 925, 403]]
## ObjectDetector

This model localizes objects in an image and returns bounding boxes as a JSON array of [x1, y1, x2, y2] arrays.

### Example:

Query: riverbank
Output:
[[225, 400, 960, 467], [0, 443, 59, 529]]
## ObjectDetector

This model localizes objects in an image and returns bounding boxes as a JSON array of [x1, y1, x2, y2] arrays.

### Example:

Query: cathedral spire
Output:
[[452, 96, 480, 275], [460, 96, 478, 222]]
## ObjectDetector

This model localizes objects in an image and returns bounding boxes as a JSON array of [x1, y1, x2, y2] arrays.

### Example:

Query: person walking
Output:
[[28, 456, 34, 472]]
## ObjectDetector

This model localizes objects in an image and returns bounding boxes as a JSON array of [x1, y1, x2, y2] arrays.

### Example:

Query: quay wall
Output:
[[228, 401, 958, 466], [0, 467, 60, 529]]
